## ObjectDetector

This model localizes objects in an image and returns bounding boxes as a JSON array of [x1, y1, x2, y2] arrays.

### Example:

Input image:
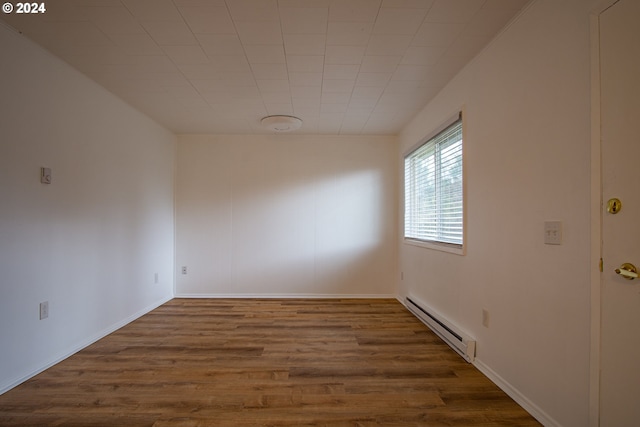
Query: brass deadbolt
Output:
[[607, 198, 622, 214]]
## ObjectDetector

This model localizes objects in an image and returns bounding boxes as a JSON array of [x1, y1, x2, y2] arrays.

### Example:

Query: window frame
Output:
[[403, 111, 466, 255]]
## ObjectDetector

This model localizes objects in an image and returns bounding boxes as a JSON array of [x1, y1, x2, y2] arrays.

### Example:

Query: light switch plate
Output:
[[544, 221, 562, 245]]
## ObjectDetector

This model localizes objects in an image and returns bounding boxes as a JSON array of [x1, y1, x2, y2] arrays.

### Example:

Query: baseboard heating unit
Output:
[[405, 296, 476, 363]]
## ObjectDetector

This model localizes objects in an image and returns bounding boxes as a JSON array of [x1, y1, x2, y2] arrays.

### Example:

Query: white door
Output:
[[599, 0, 640, 425]]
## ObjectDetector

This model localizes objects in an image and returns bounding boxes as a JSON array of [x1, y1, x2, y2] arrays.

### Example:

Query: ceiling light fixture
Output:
[[261, 115, 303, 132]]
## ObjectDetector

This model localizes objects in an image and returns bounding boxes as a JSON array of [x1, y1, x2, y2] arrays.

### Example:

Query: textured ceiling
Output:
[[1, 0, 529, 135]]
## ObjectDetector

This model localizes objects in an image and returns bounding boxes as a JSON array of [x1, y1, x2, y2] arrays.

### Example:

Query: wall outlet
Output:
[[181, 266, 187, 275], [154, 273, 159, 284], [40, 167, 52, 184], [39, 301, 49, 320]]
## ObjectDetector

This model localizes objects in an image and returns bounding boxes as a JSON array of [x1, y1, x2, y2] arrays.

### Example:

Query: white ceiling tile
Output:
[[265, 103, 295, 115], [321, 92, 352, 104], [98, 57, 179, 74], [226, 0, 280, 21], [174, 0, 227, 7], [142, 21, 199, 45], [317, 113, 344, 133], [290, 73, 323, 86], [77, 6, 145, 36], [346, 103, 376, 114], [199, 85, 260, 98], [326, 22, 373, 46], [292, 98, 321, 111], [109, 33, 164, 55], [280, 8, 328, 34], [321, 104, 348, 113], [328, 0, 382, 23], [355, 72, 392, 87], [365, 34, 412, 55], [425, 0, 485, 24], [461, 9, 518, 37], [0, 0, 528, 135], [351, 85, 385, 98], [291, 86, 322, 99], [278, 0, 331, 7], [391, 65, 429, 81], [251, 63, 289, 80], [381, 0, 435, 8], [482, 0, 530, 11], [178, 6, 236, 34], [165, 85, 201, 98], [121, 0, 183, 21], [283, 34, 326, 55], [322, 79, 355, 93], [287, 55, 325, 73], [207, 56, 252, 73], [324, 45, 366, 64], [256, 79, 291, 92], [412, 22, 465, 46], [359, 55, 401, 73], [384, 80, 423, 93], [175, 95, 210, 109], [192, 70, 256, 84], [323, 64, 360, 80], [197, 34, 245, 56], [244, 44, 286, 64], [401, 46, 447, 65], [235, 21, 283, 45], [372, 8, 428, 34], [362, 113, 399, 134], [340, 121, 367, 134], [431, 55, 470, 74], [163, 45, 210, 64], [177, 63, 224, 79], [262, 92, 293, 103], [446, 35, 492, 58]]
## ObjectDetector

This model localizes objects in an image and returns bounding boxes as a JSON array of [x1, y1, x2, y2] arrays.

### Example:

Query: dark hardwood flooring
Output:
[[0, 298, 541, 426]]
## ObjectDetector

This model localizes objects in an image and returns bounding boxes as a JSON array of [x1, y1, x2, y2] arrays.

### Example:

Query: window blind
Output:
[[404, 118, 463, 246]]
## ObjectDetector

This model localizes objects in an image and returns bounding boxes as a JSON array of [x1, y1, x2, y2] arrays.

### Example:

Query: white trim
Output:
[[589, 2, 619, 426], [473, 358, 561, 427], [404, 238, 465, 255], [0, 296, 173, 396], [174, 293, 397, 299]]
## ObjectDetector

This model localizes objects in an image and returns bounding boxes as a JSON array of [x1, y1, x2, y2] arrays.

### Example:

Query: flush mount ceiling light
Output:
[[261, 115, 303, 132]]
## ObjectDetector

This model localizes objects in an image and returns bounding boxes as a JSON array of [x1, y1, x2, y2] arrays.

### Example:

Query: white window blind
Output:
[[404, 117, 463, 247]]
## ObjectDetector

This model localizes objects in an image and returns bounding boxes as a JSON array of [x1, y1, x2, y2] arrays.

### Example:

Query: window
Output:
[[404, 114, 463, 250]]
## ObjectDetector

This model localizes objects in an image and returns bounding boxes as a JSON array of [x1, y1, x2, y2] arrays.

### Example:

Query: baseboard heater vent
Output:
[[406, 297, 476, 363]]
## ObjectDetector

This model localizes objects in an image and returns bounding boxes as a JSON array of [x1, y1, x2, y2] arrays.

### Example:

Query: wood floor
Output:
[[0, 299, 541, 426]]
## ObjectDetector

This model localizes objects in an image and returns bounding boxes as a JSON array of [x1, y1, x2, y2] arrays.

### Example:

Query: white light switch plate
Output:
[[544, 221, 562, 245]]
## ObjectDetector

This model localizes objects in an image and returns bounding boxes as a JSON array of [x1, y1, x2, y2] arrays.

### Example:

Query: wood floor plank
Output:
[[0, 299, 541, 426]]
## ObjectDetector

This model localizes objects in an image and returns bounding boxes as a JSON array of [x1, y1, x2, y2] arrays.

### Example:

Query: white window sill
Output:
[[403, 238, 465, 256]]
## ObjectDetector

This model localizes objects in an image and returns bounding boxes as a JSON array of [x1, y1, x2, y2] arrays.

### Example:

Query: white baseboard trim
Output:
[[0, 295, 173, 396], [175, 293, 397, 299], [473, 358, 561, 427]]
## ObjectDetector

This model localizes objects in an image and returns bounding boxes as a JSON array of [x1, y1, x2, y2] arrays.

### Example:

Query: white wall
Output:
[[398, 1, 595, 426], [0, 25, 176, 393], [176, 134, 397, 297]]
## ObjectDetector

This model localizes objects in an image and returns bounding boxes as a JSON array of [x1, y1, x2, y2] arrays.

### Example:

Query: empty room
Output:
[[1, 0, 638, 426]]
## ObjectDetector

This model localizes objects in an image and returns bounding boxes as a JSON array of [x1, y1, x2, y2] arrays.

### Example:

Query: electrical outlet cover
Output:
[[39, 301, 49, 320]]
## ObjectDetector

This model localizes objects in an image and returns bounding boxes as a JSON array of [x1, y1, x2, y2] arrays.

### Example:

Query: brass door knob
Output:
[[615, 263, 638, 280]]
